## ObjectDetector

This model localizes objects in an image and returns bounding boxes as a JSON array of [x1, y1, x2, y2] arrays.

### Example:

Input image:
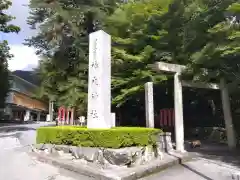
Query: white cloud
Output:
[[8, 45, 39, 71], [5, 0, 40, 72]]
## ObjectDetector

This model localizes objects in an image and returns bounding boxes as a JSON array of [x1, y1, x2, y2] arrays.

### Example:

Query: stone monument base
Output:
[[30, 144, 193, 180], [30, 132, 193, 179], [33, 144, 163, 168]]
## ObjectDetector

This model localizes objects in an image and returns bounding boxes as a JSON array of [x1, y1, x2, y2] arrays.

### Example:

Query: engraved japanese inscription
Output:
[[91, 92, 99, 99], [91, 61, 99, 69], [89, 110, 98, 119], [91, 76, 99, 86], [91, 38, 99, 69]]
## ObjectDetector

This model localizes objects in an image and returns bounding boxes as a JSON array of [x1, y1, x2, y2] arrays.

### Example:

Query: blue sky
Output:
[[0, 0, 39, 71]]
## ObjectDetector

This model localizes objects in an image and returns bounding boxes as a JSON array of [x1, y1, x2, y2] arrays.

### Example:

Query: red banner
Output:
[[160, 108, 174, 127], [58, 107, 74, 125], [58, 106, 65, 122]]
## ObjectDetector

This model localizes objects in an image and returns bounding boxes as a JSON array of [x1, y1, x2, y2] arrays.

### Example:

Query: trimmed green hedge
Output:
[[36, 126, 162, 148]]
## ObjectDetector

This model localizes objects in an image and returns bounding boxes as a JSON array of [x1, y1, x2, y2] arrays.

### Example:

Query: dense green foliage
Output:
[[0, 0, 20, 109], [109, 0, 240, 105], [183, 1, 240, 83], [27, 0, 240, 129], [36, 126, 162, 148]]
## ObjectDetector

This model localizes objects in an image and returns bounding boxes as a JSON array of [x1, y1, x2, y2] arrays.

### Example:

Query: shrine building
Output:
[[3, 74, 48, 122]]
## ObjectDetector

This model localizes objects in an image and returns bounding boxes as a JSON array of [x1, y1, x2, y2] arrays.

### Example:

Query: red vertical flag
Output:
[[159, 108, 175, 127]]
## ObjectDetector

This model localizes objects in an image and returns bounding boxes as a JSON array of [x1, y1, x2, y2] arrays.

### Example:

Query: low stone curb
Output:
[[29, 151, 196, 180]]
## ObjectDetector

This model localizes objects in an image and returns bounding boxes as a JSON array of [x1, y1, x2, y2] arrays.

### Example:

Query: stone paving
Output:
[[141, 142, 240, 180], [141, 158, 240, 180]]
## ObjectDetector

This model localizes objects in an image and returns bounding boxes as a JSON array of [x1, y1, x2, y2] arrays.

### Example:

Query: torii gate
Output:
[[150, 62, 236, 152]]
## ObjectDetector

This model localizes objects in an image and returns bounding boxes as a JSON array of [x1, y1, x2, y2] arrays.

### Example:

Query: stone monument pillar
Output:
[[145, 82, 154, 128], [87, 30, 111, 129]]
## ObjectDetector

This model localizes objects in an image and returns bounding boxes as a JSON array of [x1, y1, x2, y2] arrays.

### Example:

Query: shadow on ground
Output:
[[0, 120, 39, 125], [0, 126, 36, 133], [185, 140, 240, 168]]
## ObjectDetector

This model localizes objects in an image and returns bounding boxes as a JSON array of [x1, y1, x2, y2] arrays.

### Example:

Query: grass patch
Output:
[[36, 126, 162, 148]]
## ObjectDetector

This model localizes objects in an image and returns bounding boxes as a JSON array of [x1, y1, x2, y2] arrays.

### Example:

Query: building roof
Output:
[[12, 70, 40, 85], [11, 74, 37, 88]]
